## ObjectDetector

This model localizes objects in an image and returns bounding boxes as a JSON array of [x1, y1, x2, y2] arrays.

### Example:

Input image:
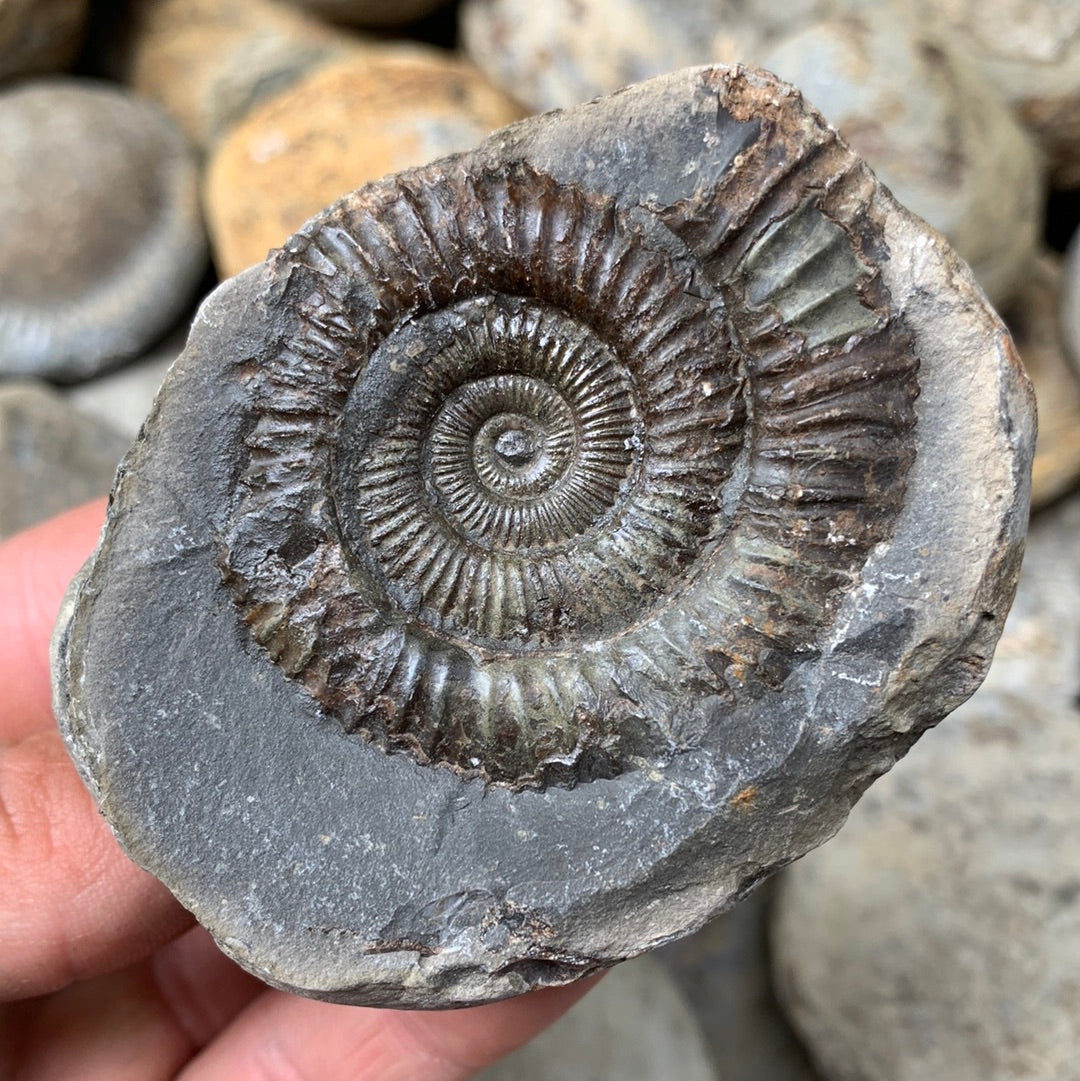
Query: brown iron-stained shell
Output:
[[53, 67, 1033, 1008]]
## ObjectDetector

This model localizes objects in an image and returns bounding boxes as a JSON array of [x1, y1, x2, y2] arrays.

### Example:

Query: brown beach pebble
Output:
[[204, 49, 525, 275], [282, 0, 450, 26], [122, 0, 367, 149], [0, 0, 87, 82], [0, 79, 207, 382]]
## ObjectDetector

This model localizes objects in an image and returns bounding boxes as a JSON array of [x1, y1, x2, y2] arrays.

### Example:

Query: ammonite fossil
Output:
[[54, 66, 1034, 1007]]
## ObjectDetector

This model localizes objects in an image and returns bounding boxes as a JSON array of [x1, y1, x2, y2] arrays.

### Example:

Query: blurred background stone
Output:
[[460, 0, 722, 114], [0, 78, 207, 383], [203, 46, 524, 274], [657, 886, 822, 1081], [1064, 229, 1080, 378], [907, 0, 1080, 191], [0, 0, 87, 82], [771, 492, 1080, 1081], [64, 324, 187, 440], [118, 0, 368, 150], [477, 955, 719, 1081], [0, 381, 127, 540], [0, 0, 1076, 1073], [1001, 254, 1080, 507], [284, 0, 452, 27]]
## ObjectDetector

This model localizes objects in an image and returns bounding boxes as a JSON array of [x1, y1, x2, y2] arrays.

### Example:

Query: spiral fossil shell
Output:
[[221, 157, 918, 789], [53, 67, 1033, 1007]]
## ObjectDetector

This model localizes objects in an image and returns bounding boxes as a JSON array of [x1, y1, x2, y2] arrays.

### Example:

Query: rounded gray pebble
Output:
[[772, 494, 1080, 1081], [756, 12, 1044, 305], [0, 79, 207, 383], [478, 956, 718, 1081]]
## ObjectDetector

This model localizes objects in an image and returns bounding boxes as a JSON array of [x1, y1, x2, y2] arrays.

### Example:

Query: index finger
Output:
[[0, 499, 107, 743]]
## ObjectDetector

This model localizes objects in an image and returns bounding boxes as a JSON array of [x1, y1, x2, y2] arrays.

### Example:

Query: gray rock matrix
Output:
[[53, 66, 1034, 1008]]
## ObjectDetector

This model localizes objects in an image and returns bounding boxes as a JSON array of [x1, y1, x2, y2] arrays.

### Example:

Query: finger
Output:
[[2, 928, 265, 1081], [151, 927, 266, 1048], [0, 728, 192, 1001], [177, 976, 602, 1081], [0, 500, 107, 743], [4, 964, 191, 1081]]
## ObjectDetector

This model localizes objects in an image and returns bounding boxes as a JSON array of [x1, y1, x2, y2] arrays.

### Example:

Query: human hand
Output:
[[0, 500, 596, 1079]]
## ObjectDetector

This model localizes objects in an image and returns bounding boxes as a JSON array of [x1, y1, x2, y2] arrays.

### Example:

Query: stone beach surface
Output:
[[0, 381, 127, 540], [772, 492, 1080, 1081], [120, 0, 368, 150], [477, 955, 719, 1081], [1065, 230, 1080, 378], [656, 884, 821, 1081], [460, 0, 725, 113], [1001, 255, 1080, 507], [0, 0, 87, 82], [283, 0, 452, 26], [64, 325, 188, 441]]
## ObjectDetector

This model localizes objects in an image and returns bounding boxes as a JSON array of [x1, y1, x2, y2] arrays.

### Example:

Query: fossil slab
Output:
[[53, 66, 1034, 1008]]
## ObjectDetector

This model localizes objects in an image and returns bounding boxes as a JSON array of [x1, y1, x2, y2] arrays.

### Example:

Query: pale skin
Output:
[[0, 500, 597, 1080]]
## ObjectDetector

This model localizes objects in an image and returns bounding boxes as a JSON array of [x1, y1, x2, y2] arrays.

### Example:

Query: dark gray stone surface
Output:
[[53, 67, 1034, 1008], [0, 380, 128, 541]]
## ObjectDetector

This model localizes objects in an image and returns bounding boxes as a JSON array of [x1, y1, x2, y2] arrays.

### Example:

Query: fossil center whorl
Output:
[[332, 294, 657, 651]]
